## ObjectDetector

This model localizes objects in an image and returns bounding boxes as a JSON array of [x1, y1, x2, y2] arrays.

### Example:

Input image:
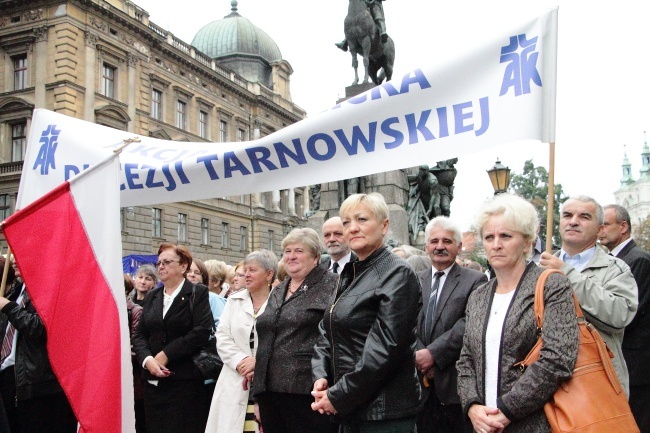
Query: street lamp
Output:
[[487, 158, 511, 195]]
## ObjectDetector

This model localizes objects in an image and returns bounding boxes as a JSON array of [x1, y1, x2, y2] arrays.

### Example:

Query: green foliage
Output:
[[633, 215, 650, 251], [467, 250, 488, 270], [508, 159, 568, 245]]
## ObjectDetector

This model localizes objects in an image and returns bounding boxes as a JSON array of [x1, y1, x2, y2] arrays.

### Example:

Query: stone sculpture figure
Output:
[[407, 166, 440, 243], [336, 0, 395, 85], [310, 184, 321, 212], [338, 177, 367, 206], [431, 158, 458, 217]]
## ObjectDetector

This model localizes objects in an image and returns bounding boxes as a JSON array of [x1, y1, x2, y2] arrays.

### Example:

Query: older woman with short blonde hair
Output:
[[311, 193, 422, 433], [457, 194, 578, 433]]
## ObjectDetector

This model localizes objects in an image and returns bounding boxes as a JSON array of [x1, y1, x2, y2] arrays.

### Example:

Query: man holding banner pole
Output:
[[540, 195, 638, 395]]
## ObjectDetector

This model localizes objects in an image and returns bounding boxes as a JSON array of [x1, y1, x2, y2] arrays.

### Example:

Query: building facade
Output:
[[0, 0, 310, 264], [614, 133, 650, 227]]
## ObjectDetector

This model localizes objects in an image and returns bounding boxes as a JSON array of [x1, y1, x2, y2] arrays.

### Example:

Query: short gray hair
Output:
[[340, 192, 389, 222], [603, 204, 631, 228], [562, 195, 604, 225], [244, 249, 278, 282], [425, 216, 462, 244], [135, 264, 158, 284], [474, 193, 539, 257], [281, 227, 322, 259]]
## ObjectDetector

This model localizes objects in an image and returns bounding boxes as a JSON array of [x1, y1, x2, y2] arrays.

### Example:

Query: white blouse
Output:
[[484, 290, 516, 408]]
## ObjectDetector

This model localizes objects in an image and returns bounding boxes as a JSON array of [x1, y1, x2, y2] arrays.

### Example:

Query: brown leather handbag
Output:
[[515, 269, 639, 433]]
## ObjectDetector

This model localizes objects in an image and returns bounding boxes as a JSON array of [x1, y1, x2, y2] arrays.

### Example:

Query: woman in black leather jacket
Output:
[[311, 192, 423, 433]]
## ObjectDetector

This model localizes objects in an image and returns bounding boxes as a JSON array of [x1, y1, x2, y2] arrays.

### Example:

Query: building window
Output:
[[11, 123, 26, 162], [268, 230, 274, 251], [0, 194, 10, 220], [101, 64, 116, 98], [240, 226, 248, 251], [201, 218, 210, 245], [152, 208, 162, 238], [177, 213, 187, 242], [237, 128, 245, 142], [221, 222, 229, 248], [219, 120, 228, 142], [151, 89, 162, 120], [199, 110, 208, 139], [12, 55, 27, 90], [176, 100, 187, 129]]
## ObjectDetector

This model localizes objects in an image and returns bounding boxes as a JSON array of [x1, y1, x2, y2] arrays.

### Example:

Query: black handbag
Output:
[[189, 284, 223, 380]]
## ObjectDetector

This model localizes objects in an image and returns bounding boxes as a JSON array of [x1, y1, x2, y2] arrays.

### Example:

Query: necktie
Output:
[[331, 262, 339, 274], [1, 289, 26, 364], [424, 271, 445, 341]]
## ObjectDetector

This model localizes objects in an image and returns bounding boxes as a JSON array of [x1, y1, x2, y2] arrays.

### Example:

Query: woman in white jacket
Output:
[[205, 250, 277, 433]]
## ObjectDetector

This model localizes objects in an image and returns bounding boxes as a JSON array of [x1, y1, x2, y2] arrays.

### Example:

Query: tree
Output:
[[633, 215, 650, 251], [508, 160, 568, 246]]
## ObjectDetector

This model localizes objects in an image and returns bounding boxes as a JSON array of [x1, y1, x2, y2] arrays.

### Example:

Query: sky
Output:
[[133, 0, 650, 231]]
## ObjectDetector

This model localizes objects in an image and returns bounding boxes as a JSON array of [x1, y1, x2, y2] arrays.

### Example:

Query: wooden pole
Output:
[[545, 142, 556, 253], [0, 245, 12, 298]]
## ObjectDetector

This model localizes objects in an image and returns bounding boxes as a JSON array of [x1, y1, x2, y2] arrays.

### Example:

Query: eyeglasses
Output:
[[155, 259, 180, 267]]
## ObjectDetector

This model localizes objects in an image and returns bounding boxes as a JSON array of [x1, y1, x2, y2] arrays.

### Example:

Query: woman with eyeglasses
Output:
[[252, 228, 339, 433], [132, 243, 215, 433]]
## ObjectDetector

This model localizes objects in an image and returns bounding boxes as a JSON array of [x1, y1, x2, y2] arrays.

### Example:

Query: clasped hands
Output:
[[468, 404, 510, 433], [311, 378, 337, 415], [145, 351, 171, 378]]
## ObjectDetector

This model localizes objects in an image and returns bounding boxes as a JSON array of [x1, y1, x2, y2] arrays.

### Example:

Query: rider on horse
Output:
[[335, 0, 388, 52]]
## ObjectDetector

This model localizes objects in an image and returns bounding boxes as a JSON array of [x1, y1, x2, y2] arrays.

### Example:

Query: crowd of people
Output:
[[0, 191, 647, 433]]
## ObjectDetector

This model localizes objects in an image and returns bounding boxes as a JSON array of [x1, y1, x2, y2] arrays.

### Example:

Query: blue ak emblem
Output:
[[500, 34, 542, 97], [32, 125, 61, 175]]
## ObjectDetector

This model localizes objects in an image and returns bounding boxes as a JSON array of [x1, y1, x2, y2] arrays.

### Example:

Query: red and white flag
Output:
[[2, 154, 135, 433]]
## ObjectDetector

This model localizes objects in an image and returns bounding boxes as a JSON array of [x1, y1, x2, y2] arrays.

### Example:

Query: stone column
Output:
[[303, 187, 311, 217], [271, 190, 281, 213], [84, 32, 98, 121], [288, 188, 296, 216], [33, 26, 48, 108], [127, 53, 137, 132]]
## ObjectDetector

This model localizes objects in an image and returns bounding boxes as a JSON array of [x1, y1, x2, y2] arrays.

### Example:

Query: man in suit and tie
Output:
[[415, 217, 487, 433], [599, 204, 650, 432], [321, 217, 356, 274]]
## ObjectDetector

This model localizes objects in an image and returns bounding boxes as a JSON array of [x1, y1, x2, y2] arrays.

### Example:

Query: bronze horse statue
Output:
[[344, 0, 395, 85]]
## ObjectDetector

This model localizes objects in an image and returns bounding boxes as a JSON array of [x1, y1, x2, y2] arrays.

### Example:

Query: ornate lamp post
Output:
[[487, 158, 511, 195]]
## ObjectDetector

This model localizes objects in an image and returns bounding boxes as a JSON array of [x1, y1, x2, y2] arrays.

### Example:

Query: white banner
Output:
[[17, 7, 557, 209]]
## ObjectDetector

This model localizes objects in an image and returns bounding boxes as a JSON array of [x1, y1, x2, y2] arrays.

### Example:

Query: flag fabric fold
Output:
[[3, 155, 134, 433]]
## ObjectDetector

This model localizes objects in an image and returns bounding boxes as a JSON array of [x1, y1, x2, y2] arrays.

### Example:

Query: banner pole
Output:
[[545, 141, 556, 253], [1, 246, 12, 298]]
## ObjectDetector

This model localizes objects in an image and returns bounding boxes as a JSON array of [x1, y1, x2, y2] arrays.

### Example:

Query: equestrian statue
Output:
[[335, 0, 395, 85]]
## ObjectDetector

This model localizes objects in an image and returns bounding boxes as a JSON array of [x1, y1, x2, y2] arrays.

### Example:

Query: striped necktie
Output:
[[1, 289, 26, 364]]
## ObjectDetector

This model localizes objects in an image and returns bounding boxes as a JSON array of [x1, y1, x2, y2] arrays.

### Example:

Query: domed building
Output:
[[192, 1, 293, 101], [0, 0, 307, 265]]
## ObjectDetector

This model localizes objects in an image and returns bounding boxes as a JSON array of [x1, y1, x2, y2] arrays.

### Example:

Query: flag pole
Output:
[[543, 8, 559, 254], [545, 142, 556, 253], [0, 246, 12, 297]]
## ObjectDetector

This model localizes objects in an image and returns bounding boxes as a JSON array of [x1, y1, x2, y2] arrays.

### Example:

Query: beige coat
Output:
[[556, 246, 638, 395], [204, 289, 268, 433]]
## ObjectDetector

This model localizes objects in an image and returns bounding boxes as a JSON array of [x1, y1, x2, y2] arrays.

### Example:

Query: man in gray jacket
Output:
[[540, 195, 638, 395]]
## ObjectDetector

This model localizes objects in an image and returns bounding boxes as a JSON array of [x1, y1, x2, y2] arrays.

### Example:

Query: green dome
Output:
[[191, 1, 282, 84]]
